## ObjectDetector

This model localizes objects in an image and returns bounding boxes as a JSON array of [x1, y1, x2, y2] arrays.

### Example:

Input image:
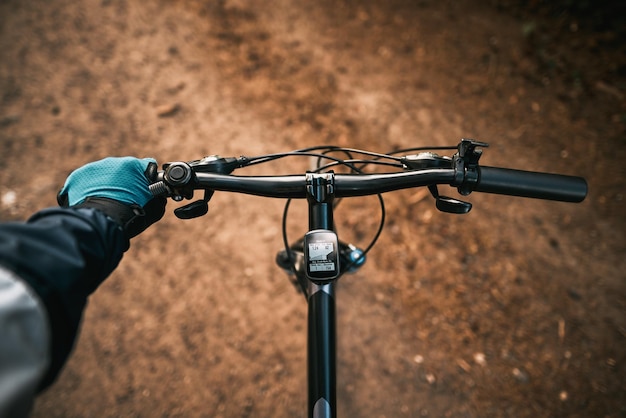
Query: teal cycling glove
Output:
[[57, 157, 166, 239], [59, 157, 155, 206]]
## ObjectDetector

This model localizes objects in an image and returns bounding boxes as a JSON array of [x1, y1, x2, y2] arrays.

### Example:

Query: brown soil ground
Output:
[[1, 0, 625, 417]]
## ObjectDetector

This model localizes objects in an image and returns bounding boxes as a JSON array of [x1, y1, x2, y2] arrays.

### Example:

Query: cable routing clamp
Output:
[[453, 138, 489, 196]]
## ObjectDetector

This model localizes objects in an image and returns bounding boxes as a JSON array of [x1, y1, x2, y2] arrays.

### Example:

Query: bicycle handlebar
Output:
[[160, 167, 586, 202], [151, 141, 587, 206]]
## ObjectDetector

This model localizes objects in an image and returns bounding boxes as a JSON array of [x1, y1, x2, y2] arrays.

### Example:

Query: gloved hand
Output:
[[57, 157, 166, 239]]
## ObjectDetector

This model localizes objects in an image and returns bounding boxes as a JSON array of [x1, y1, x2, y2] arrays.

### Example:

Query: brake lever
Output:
[[428, 185, 472, 214], [174, 190, 213, 219]]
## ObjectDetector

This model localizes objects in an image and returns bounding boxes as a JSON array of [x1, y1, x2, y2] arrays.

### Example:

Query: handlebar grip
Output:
[[476, 166, 587, 202]]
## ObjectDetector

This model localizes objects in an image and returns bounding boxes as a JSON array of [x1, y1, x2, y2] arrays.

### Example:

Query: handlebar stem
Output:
[[306, 172, 335, 230]]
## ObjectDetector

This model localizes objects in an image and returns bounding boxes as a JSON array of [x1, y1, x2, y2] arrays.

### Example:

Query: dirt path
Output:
[[1, 0, 624, 417]]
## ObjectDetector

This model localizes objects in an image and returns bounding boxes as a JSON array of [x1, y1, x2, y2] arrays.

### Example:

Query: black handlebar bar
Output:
[[151, 141, 587, 206], [162, 167, 586, 202], [192, 169, 458, 199], [193, 173, 308, 198]]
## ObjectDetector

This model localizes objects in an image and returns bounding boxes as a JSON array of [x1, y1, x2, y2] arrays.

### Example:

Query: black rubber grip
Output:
[[476, 166, 587, 202]]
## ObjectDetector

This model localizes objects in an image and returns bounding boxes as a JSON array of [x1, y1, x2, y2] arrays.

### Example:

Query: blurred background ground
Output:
[[1, 0, 624, 417]]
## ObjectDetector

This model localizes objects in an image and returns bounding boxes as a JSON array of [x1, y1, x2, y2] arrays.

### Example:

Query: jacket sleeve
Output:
[[0, 207, 128, 392]]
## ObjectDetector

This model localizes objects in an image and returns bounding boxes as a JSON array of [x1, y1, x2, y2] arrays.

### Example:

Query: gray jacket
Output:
[[0, 267, 50, 417]]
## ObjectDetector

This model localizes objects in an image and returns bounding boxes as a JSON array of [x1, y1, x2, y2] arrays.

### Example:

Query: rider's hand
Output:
[[57, 157, 166, 239]]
